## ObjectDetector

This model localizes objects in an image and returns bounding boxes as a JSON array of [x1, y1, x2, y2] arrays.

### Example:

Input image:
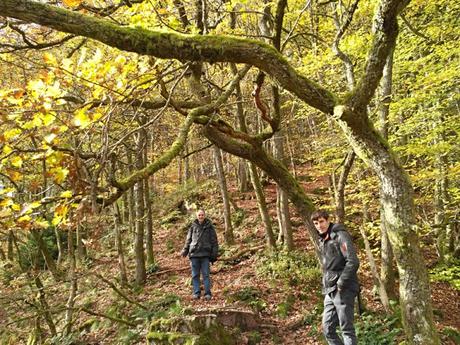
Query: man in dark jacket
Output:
[[181, 209, 218, 300], [311, 209, 360, 345]]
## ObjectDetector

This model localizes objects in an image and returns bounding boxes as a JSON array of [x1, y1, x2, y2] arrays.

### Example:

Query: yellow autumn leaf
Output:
[[32, 114, 43, 127], [23, 120, 36, 130], [43, 52, 57, 66], [74, 108, 91, 127], [0, 200, 8, 208], [30, 201, 42, 209], [0, 187, 15, 196], [43, 113, 56, 126], [4, 128, 21, 140], [63, 0, 82, 7], [59, 125, 69, 133], [92, 110, 103, 122], [115, 55, 127, 65], [47, 81, 62, 98], [11, 156, 23, 168], [50, 167, 69, 184], [18, 215, 31, 223], [60, 190, 73, 198], [3, 145, 12, 154], [9, 171, 22, 182], [52, 215, 62, 226]]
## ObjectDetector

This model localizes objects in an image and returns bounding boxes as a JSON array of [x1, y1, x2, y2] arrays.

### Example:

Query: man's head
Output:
[[311, 209, 331, 234], [196, 209, 206, 223]]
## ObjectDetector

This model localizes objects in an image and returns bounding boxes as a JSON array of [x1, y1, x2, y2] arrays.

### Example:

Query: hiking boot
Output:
[[192, 294, 200, 300], [204, 294, 212, 301]]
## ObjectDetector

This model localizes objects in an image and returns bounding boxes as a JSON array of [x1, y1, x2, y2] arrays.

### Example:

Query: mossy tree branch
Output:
[[0, 0, 335, 115]]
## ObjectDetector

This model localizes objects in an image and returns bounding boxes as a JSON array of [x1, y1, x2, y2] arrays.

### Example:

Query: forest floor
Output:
[[1, 175, 459, 344], [83, 175, 459, 344]]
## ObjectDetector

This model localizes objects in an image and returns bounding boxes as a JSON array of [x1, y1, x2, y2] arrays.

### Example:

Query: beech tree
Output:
[[0, 0, 446, 343]]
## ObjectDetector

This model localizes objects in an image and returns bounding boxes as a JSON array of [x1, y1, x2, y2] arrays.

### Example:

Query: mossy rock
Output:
[[146, 331, 198, 345], [147, 311, 252, 345], [146, 324, 236, 345], [149, 315, 215, 334]]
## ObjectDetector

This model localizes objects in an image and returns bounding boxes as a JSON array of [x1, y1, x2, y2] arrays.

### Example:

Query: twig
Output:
[[81, 308, 137, 327], [94, 273, 148, 310]]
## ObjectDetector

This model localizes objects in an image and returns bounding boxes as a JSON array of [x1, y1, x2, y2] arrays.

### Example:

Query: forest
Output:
[[0, 0, 459, 344]]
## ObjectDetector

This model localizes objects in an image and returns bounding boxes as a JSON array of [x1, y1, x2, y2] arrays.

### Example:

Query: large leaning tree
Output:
[[0, 0, 440, 343]]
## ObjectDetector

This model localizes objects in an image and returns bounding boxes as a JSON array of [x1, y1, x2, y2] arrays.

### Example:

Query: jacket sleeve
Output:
[[210, 223, 218, 260], [336, 230, 359, 289], [181, 227, 192, 256]]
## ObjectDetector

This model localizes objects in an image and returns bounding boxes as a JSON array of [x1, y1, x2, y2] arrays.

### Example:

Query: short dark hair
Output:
[[311, 209, 329, 221]]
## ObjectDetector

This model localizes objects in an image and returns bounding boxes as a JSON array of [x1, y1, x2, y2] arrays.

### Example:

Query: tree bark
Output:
[[361, 200, 390, 312], [248, 162, 277, 249], [64, 226, 77, 335], [134, 130, 147, 285], [143, 135, 155, 267], [213, 146, 235, 245], [334, 105, 439, 345], [377, 48, 397, 300], [333, 151, 355, 224], [114, 203, 128, 286], [273, 130, 293, 250], [30, 229, 60, 281]]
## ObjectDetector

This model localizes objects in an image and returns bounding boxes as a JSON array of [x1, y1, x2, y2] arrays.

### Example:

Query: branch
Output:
[[331, 0, 359, 90], [103, 65, 251, 205], [81, 307, 137, 327], [349, 0, 411, 109], [0, 0, 335, 115], [400, 13, 435, 44], [94, 273, 148, 311], [1, 23, 75, 52]]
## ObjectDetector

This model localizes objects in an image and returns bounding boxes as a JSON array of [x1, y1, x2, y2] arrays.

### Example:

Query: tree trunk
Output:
[[34, 276, 57, 337], [377, 47, 397, 300], [434, 116, 450, 261], [54, 226, 62, 266], [333, 151, 355, 224], [122, 186, 129, 223], [380, 211, 397, 300], [114, 203, 128, 286], [7, 230, 14, 261], [361, 200, 390, 312], [184, 144, 190, 184], [64, 226, 77, 335], [31, 229, 60, 281], [334, 105, 439, 345], [213, 146, 235, 245], [134, 131, 146, 285], [0, 1, 440, 341], [273, 130, 293, 250], [248, 162, 277, 249], [144, 139, 155, 267], [76, 223, 87, 266]]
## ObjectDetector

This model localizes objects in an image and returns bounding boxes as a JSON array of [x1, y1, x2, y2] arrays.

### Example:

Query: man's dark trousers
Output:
[[322, 288, 357, 345]]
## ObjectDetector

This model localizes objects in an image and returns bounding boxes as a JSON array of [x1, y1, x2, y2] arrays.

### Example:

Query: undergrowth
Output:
[[255, 249, 321, 287]]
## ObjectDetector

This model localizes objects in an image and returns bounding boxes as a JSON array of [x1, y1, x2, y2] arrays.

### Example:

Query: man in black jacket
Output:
[[311, 209, 360, 345], [181, 209, 218, 300]]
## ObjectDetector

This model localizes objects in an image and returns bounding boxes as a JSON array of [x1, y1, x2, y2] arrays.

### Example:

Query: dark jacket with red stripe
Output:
[[319, 223, 360, 295]]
